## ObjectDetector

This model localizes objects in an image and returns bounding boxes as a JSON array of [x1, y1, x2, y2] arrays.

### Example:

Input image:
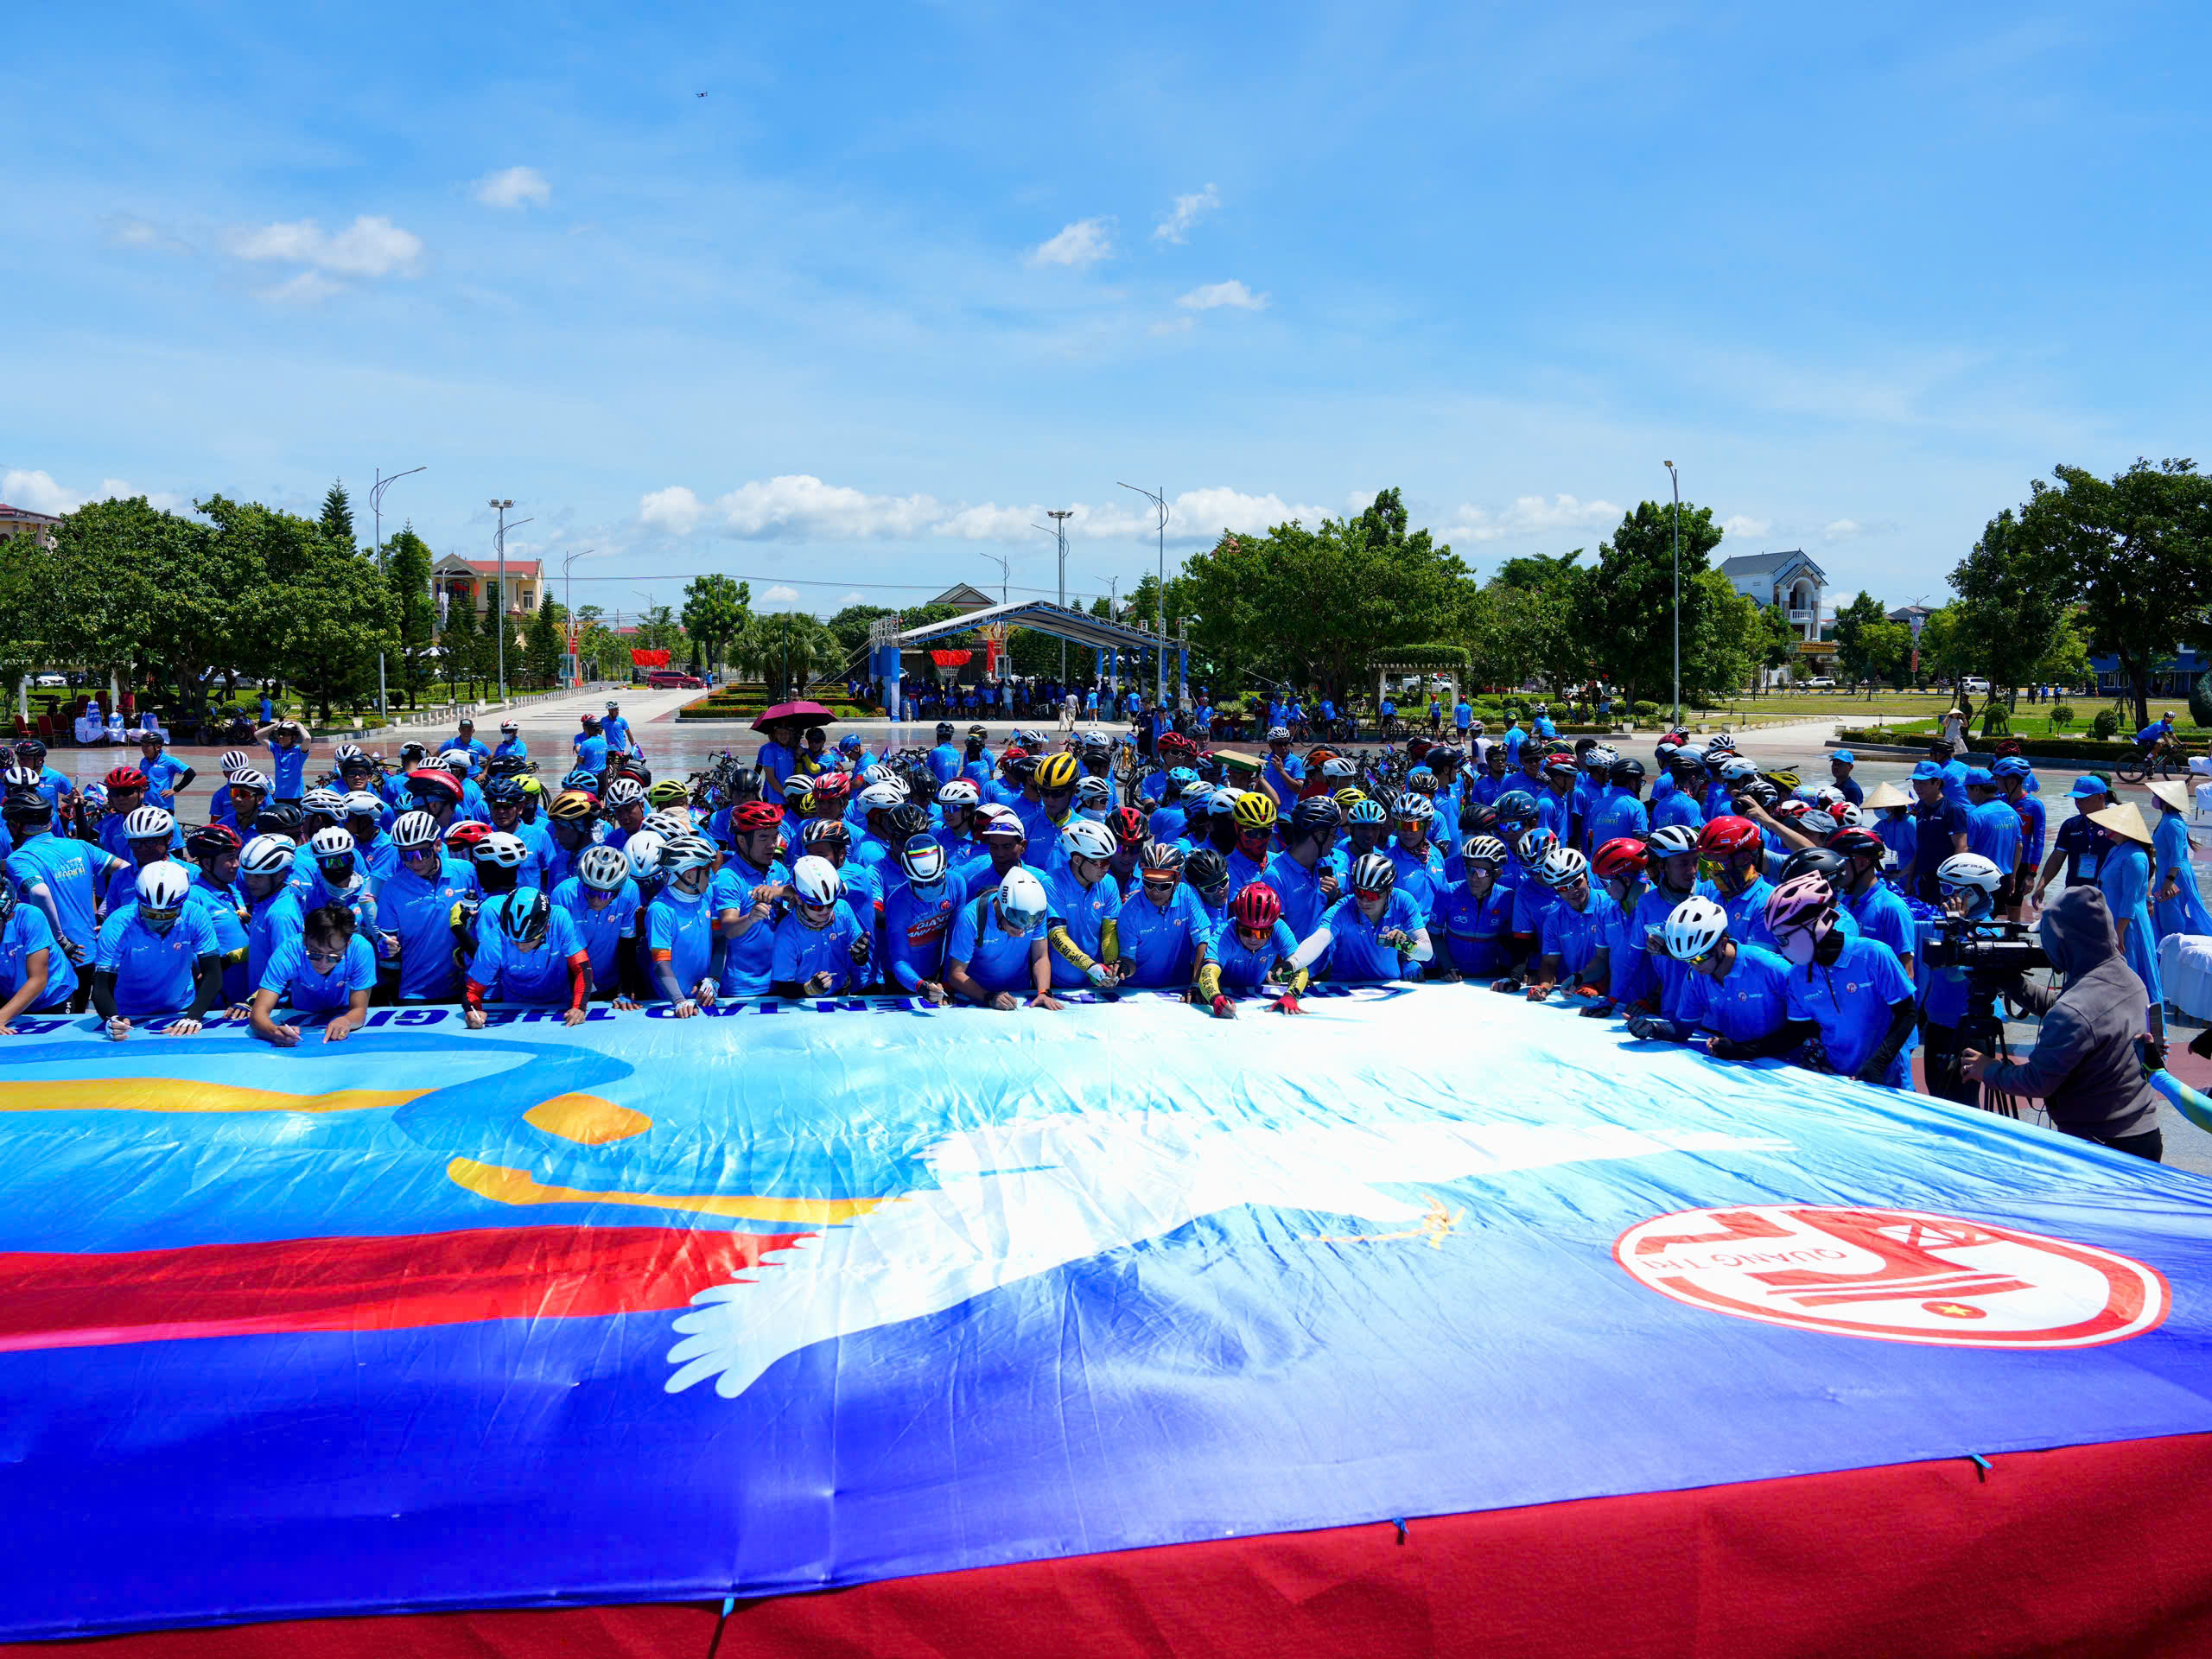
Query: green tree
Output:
[[1830, 591, 1891, 694], [2011, 459, 2212, 729], [741, 611, 841, 700], [1948, 505, 2074, 708], [226, 498, 394, 723], [1572, 499, 1727, 709], [525, 593, 566, 687], [1174, 489, 1479, 701], [680, 574, 751, 672], [630, 603, 685, 658], [319, 480, 355, 551], [827, 603, 895, 657], [1855, 620, 1914, 690], [1751, 600, 1798, 694], [384, 526, 437, 708]]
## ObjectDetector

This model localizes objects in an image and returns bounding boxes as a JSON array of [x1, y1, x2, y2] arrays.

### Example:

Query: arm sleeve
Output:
[[1859, 1000, 1918, 1078], [1404, 926, 1433, 964], [1287, 924, 1335, 972], [1046, 922, 1097, 975], [1743, 1018, 1818, 1060], [568, 953, 590, 1012]]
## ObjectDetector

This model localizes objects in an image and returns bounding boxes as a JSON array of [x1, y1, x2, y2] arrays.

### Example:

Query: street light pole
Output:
[[1664, 461, 1681, 728], [563, 548, 593, 686], [1117, 482, 1169, 709], [487, 499, 529, 707], [1046, 510, 1073, 683], [370, 465, 424, 721]]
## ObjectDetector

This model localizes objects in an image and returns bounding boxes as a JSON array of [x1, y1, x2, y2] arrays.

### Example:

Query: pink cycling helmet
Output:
[[1763, 873, 1839, 967]]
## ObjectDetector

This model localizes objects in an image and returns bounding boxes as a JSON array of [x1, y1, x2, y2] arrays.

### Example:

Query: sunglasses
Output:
[[303, 947, 346, 965]]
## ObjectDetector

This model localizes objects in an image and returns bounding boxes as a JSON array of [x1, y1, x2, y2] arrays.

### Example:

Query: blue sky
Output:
[[8, 1, 2207, 624]]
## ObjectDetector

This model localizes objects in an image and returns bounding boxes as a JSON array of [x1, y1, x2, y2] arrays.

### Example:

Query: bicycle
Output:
[[2115, 738, 2187, 786]]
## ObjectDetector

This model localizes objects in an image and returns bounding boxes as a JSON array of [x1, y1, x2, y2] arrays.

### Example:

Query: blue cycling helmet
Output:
[[1347, 798, 1389, 825], [1494, 789, 1540, 824], [1516, 826, 1560, 865]]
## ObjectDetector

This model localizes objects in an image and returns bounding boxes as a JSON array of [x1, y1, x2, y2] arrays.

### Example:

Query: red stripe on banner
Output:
[[0, 1225, 810, 1353], [10, 1433, 2212, 1657]]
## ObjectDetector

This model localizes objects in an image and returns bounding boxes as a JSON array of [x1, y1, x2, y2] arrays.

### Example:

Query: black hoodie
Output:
[[1982, 887, 2158, 1138]]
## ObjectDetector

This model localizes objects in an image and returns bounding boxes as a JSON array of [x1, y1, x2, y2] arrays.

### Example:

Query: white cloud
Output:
[[473, 166, 550, 209], [103, 215, 190, 254], [1445, 493, 1623, 543], [1025, 217, 1116, 269], [1176, 279, 1268, 312], [1823, 518, 1861, 539], [1152, 183, 1219, 244], [761, 585, 801, 603], [227, 214, 424, 280], [1724, 514, 1772, 538], [3, 469, 183, 516], [636, 477, 1327, 544], [257, 270, 346, 304]]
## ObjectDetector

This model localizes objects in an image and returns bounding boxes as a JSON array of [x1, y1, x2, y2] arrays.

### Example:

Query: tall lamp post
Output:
[[562, 548, 593, 686], [370, 465, 424, 720], [1043, 509, 1073, 683], [487, 499, 531, 706], [1117, 482, 1169, 709], [1664, 461, 1681, 728]]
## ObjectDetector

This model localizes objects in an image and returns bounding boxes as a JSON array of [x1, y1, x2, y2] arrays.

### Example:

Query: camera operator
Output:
[[1922, 852, 2006, 1108], [1961, 886, 2163, 1162]]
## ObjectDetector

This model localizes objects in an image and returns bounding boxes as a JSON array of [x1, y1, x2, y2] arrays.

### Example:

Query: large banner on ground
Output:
[[3, 988, 2209, 1640]]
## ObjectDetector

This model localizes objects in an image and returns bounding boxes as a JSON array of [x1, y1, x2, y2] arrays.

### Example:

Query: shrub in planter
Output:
[[2091, 708, 2120, 741], [2048, 702, 2074, 731], [1632, 701, 1659, 720]]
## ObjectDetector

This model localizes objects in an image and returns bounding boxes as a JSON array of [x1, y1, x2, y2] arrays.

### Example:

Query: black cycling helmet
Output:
[[1289, 798, 1339, 842], [255, 803, 305, 840], [1608, 758, 1646, 788], [498, 888, 554, 948], [936, 721, 954, 740], [885, 803, 932, 840], [1777, 847, 1851, 889], [1185, 848, 1230, 894], [484, 777, 526, 806]]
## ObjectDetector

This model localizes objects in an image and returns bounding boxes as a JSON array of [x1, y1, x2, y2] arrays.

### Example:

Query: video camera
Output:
[[1923, 918, 2050, 1117]]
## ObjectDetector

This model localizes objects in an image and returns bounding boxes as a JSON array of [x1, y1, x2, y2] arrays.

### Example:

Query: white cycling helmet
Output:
[[1073, 776, 1111, 810], [899, 836, 950, 885], [861, 764, 899, 788], [1392, 793, 1433, 823], [1461, 834, 1508, 868], [391, 810, 442, 852], [308, 825, 355, 861], [1535, 844, 1589, 890], [1645, 823, 1700, 859], [303, 787, 346, 816], [474, 830, 531, 869], [1936, 851, 2004, 919], [604, 779, 646, 808], [791, 854, 842, 906], [995, 868, 1048, 928], [1060, 818, 1116, 862], [577, 843, 631, 892], [135, 859, 192, 914], [238, 835, 297, 876], [1661, 894, 1731, 963], [622, 830, 668, 882], [230, 768, 272, 793], [661, 833, 716, 874], [123, 805, 175, 842], [219, 749, 250, 775], [1718, 758, 1759, 784], [936, 779, 982, 806], [855, 783, 903, 812], [645, 808, 691, 840], [341, 790, 384, 819]]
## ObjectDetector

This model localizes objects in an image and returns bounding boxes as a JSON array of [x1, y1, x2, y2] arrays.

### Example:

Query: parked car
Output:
[[1959, 676, 1991, 694], [1803, 676, 1837, 690], [645, 669, 705, 690], [32, 672, 65, 688]]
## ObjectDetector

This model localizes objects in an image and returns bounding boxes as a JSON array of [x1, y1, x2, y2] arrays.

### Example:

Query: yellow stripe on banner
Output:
[[446, 1157, 885, 1224], [524, 1093, 653, 1145], [0, 1079, 432, 1115]]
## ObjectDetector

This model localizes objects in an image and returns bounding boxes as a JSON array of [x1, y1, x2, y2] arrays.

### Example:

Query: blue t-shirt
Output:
[[259, 931, 377, 1013], [1587, 792, 1649, 851], [645, 891, 719, 997], [1677, 944, 1795, 1045], [1966, 798, 2022, 871], [187, 874, 251, 1002], [882, 877, 966, 992], [1213, 917, 1299, 992], [264, 739, 310, 798], [770, 902, 868, 992], [1387, 840, 1449, 931], [574, 734, 612, 773], [7, 834, 104, 957], [1540, 888, 1624, 984], [708, 857, 791, 995], [1437, 880, 1515, 977], [2011, 792, 2048, 869], [1262, 851, 1337, 940], [601, 715, 634, 753], [467, 895, 585, 1005], [1042, 868, 1120, 989], [376, 858, 474, 1001], [945, 892, 1044, 994], [95, 905, 218, 1016], [1115, 881, 1217, 988], [1785, 933, 1914, 1083], [1844, 882, 1917, 974], [0, 905, 75, 1010], [1315, 890, 1424, 981], [552, 875, 639, 993], [928, 743, 964, 784], [139, 753, 192, 811]]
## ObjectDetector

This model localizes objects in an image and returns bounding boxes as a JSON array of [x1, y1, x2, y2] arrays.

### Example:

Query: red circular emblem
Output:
[[1614, 1205, 2169, 1349]]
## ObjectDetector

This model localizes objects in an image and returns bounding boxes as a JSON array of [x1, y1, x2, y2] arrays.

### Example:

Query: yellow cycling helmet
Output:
[[1332, 785, 1368, 814], [518, 775, 543, 798], [1232, 791, 1278, 831], [1035, 752, 1081, 791], [548, 789, 597, 823], [1765, 768, 1802, 791], [647, 779, 690, 807]]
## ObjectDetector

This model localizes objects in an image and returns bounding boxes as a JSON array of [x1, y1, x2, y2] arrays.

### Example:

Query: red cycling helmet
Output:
[[1230, 882, 1282, 931], [406, 766, 464, 804], [810, 772, 851, 801], [1592, 837, 1648, 881], [1698, 814, 1762, 858], [1158, 732, 1197, 756], [1109, 804, 1149, 847], [1828, 825, 1885, 864], [444, 821, 492, 855], [733, 800, 785, 831], [104, 766, 149, 791]]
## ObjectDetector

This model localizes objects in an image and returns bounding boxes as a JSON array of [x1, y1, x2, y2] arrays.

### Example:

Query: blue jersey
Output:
[[95, 905, 218, 1017], [927, 743, 963, 784], [7, 834, 105, 958], [1677, 944, 1794, 1045], [375, 858, 474, 1001], [186, 874, 251, 1003], [492, 737, 530, 762], [1314, 890, 1424, 982], [1437, 880, 1515, 977], [1213, 917, 1299, 992], [2011, 792, 2048, 869], [139, 753, 192, 812], [1626, 884, 1694, 1017], [467, 895, 585, 1005], [259, 931, 377, 1014], [1042, 868, 1120, 989], [600, 715, 634, 753], [245, 888, 302, 991], [0, 905, 75, 1011], [709, 857, 791, 995], [264, 740, 310, 799], [1650, 790, 1704, 833], [770, 902, 868, 993], [1966, 798, 2022, 871], [1784, 932, 1914, 1084], [574, 734, 612, 773], [1540, 888, 1623, 984], [440, 737, 491, 764], [1115, 882, 1217, 988], [552, 875, 640, 994], [945, 891, 1044, 994], [881, 878, 964, 992], [645, 890, 719, 997], [1262, 851, 1336, 939], [1843, 882, 1917, 975], [1587, 792, 1649, 851]]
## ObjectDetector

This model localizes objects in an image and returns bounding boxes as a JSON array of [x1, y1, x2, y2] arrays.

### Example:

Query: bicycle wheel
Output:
[[2115, 753, 2149, 785]]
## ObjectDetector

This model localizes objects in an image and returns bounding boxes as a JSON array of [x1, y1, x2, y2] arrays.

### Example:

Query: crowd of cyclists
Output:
[[0, 688, 2179, 1158]]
